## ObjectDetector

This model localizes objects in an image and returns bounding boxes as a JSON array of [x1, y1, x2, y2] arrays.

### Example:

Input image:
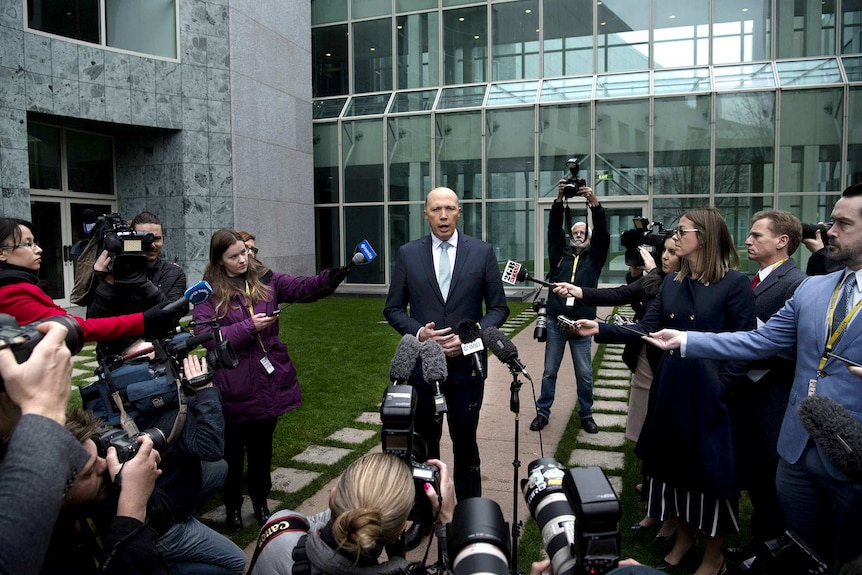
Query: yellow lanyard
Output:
[[819, 274, 862, 371], [569, 254, 580, 283]]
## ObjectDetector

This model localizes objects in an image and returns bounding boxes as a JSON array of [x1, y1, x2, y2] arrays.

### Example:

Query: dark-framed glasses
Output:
[[0, 241, 39, 250]]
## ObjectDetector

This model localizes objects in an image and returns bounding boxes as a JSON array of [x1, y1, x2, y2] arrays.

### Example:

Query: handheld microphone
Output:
[[419, 339, 448, 416], [456, 319, 485, 379], [161, 280, 213, 315], [389, 334, 421, 384], [515, 267, 555, 289], [501, 260, 554, 288], [343, 239, 378, 271], [481, 326, 531, 381], [798, 394, 862, 479]]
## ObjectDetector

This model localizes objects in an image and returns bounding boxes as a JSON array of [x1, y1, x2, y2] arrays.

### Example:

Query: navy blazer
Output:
[[687, 269, 862, 480], [384, 233, 509, 384]]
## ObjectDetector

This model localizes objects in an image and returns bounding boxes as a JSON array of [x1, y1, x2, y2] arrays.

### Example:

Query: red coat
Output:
[[0, 282, 144, 342]]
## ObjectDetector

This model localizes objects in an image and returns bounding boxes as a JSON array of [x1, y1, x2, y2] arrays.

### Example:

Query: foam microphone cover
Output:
[[798, 394, 862, 479], [389, 334, 421, 382], [456, 319, 481, 345], [481, 326, 517, 362], [420, 339, 448, 383]]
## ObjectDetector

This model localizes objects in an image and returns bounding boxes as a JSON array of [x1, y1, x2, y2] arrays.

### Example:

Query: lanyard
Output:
[[818, 275, 862, 372], [569, 254, 580, 283]]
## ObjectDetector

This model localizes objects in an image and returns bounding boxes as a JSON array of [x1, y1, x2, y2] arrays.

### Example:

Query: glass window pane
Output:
[[313, 98, 348, 119], [539, 76, 593, 103], [778, 88, 843, 194], [776, 0, 836, 59], [444, 0, 477, 6], [844, 56, 862, 82], [106, 0, 177, 59], [777, 194, 839, 273], [30, 201, 64, 299], [713, 63, 776, 91], [354, 18, 393, 93], [397, 12, 440, 89], [389, 204, 430, 280], [654, 67, 711, 95], [849, 87, 862, 188], [436, 112, 483, 200], [352, 0, 390, 20], [486, 81, 538, 106], [715, 92, 775, 196], [653, 0, 708, 68], [459, 201, 483, 238], [66, 130, 113, 195], [315, 206, 339, 270], [313, 25, 349, 97], [343, 119, 384, 202], [653, 95, 710, 196], [491, 0, 539, 81], [398, 0, 436, 12], [443, 6, 487, 85], [715, 195, 776, 272], [391, 89, 438, 113], [486, 108, 534, 200], [595, 99, 649, 196], [27, 0, 99, 44], [313, 123, 340, 203], [713, 0, 771, 64], [487, 201, 533, 267], [595, 71, 649, 98], [776, 58, 842, 87], [344, 94, 392, 117], [312, 0, 347, 25], [843, 1, 862, 55], [538, 104, 590, 198], [653, 197, 711, 229], [343, 205, 384, 284], [543, 0, 593, 77], [388, 116, 432, 202], [28, 123, 62, 191], [597, 0, 650, 73], [437, 85, 487, 109]]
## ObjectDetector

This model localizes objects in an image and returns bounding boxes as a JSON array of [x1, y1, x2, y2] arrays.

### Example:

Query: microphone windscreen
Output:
[[420, 339, 448, 382], [389, 334, 421, 382], [186, 280, 213, 305], [351, 252, 366, 266], [82, 208, 97, 223], [456, 319, 481, 344], [798, 394, 862, 478], [516, 268, 528, 282], [481, 326, 518, 362]]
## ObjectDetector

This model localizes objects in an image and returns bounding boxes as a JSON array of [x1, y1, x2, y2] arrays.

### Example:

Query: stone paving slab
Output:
[[577, 430, 626, 448], [598, 368, 633, 379], [201, 496, 279, 526], [355, 412, 381, 425], [72, 368, 89, 378], [292, 445, 352, 465], [592, 413, 627, 429], [595, 378, 630, 388], [595, 387, 629, 399], [603, 344, 625, 352], [593, 399, 628, 413], [327, 428, 376, 444], [271, 467, 320, 493], [608, 475, 623, 496], [568, 449, 625, 471]]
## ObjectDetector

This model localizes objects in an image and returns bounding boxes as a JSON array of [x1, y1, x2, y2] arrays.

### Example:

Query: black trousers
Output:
[[223, 417, 279, 510]]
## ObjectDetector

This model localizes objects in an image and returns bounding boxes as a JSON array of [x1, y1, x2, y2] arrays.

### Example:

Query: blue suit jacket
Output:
[[687, 269, 862, 479], [384, 232, 509, 383]]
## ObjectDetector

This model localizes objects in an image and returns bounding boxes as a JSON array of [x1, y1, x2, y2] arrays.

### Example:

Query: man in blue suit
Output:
[[384, 187, 509, 508], [646, 183, 862, 566]]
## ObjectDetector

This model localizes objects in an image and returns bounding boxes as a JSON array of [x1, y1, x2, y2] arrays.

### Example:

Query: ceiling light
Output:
[[669, 15, 676, 19], [474, 35, 480, 39], [459, 17, 465, 21], [525, 9, 531, 13], [325, 52, 331, 57], [370, 47, 376, 51]]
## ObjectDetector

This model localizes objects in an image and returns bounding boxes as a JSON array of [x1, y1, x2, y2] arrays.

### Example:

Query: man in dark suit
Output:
[[384, 187, 509, 508], [726, 210, 807, 561], [647, 184, 862, 566]]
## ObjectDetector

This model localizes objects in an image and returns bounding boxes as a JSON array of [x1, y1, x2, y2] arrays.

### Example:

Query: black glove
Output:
[[142, 301, 183, 338], [327, 266, 350, 288]]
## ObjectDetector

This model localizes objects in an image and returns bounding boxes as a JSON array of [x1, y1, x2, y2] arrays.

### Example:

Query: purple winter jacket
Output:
[[191, 269, 337, 424]]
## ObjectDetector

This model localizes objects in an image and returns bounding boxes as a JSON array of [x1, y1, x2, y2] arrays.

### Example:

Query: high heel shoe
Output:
[[629, 518, 657, 531], [655, 546, 697, 571]]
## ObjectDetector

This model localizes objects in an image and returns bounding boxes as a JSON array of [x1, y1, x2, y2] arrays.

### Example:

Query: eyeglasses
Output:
[[672, 227, 699, 237], [0, 241, 39, 250], [246, 246, 259, 255]]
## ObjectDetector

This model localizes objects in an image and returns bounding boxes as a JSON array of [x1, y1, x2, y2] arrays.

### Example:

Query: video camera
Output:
[[0, 313, 84, 392], [92, 427, 167, 463], [90, 212, 156, 285], [563, 157, 587, 199], [522, 458, 621, 575], [801, 221, 833, 241], [620, 217, 671, 267], [380, 384, 440, 522]]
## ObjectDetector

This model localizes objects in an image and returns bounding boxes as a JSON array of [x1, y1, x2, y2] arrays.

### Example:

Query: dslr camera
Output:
[[522, 458, 621, 575], [92, 427, 167, 463], [380, 385, 440, 522], [90, 212, 156, 285], [563, 157, 587, 199], [620, 217, 671, 267], [0, 313, 84, 392], [533, 298, 548, 342]]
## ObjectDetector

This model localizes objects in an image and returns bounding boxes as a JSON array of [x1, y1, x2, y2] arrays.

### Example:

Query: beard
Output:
[[571, 239, 587, 249]]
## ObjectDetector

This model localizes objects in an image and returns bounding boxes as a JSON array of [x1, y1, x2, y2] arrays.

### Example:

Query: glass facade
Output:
[[311, 0, 862, 286]]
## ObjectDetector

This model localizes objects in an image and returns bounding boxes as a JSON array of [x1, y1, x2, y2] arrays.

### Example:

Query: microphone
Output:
[[798, 394, 862, 479], [343, 239, 378, 271], [516, 267, 555, 289], [456, 319, 485, 379], [161, 280, 213, 315], [501, 259, 554, 288], [481, 326, 531, 381], [389, 334, 421, 384], [82, 209, 98, 236], [420, 339, 448, 416]]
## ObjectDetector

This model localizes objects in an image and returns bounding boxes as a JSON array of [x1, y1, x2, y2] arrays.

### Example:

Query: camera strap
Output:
[[165, 376, 187, 446], [100, 360, 141, 436]]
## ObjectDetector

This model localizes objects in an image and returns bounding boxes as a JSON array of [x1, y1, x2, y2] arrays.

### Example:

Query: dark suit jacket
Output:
[[384, 232, 509, 384]]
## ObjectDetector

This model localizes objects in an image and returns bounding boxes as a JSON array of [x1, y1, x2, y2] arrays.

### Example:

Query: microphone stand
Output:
[[508, 364, 525, 575]]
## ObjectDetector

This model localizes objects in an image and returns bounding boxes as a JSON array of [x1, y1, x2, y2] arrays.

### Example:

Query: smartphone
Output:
[[266, 307, 282, 318], [828, 352, 862, 368]]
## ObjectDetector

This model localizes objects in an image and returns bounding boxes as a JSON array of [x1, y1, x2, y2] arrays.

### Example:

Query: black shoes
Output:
[[580, 416, 599, 434], [530, 414, 549, 431], [254, 504, 272, 526], [226, 507, 243, 532], [724, 545, 757, 561], [403, 521, 432, 551]]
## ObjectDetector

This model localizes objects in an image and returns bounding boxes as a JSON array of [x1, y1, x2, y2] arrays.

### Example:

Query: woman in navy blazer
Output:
[[575, 208, 755, 575]]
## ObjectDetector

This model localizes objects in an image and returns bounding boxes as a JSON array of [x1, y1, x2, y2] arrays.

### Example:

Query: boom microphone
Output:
[[389, 334, 421, 384], [481, 326, 531, 381], [456, 319, 485, 379], [161, 280, 213, 315], [515, 268, 555, 289], [798, 394, 862, 479], [420, 339, 449, 415]]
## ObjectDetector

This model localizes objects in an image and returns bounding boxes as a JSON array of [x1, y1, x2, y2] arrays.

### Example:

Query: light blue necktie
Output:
[[438, 241, 451, 301]]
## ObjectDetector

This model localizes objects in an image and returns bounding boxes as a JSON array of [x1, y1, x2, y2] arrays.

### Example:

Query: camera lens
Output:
[[522, 458, 578, 575], [447, 498, 510, 575]]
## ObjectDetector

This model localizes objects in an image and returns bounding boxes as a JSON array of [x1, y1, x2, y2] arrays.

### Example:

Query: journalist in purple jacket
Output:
[[384, 187, 509, 502], [192, 229, 345, 532], [646, 183, 862, 567]]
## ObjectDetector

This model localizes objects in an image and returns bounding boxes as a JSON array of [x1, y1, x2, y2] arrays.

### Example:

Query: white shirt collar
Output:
[[431, 230, 458, 249]]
